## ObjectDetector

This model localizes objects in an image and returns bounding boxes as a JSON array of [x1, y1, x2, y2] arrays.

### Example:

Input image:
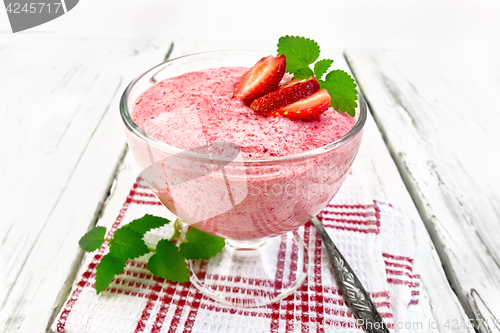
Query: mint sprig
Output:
[[79, 214, 225, 294], [277, 35, 358, 116]]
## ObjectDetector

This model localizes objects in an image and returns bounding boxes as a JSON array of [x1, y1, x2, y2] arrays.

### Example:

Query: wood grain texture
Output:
[[56, 150, 140, 298], [0, 37, 171, 333], [345, 49, 500, 331], [355, 110, 472, 332]]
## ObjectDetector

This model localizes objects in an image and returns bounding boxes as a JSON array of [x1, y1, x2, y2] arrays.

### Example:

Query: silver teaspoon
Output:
[[311, 216, 390, 333]]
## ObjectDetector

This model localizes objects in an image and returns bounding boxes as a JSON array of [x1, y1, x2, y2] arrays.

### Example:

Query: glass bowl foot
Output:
[[188, 230, 308, 308]]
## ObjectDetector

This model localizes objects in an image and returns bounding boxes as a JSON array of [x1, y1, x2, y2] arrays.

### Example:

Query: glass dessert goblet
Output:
[[120, 51, 367, 308]]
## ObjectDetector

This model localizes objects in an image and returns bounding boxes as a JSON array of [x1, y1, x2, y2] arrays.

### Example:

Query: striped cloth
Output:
[[52, 171, 420, 333]]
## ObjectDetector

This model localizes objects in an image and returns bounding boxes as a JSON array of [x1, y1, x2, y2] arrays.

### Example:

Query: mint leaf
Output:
[[148, 239, 190, 283], [314, 59, 334, 80], [95, 253, 127, 294], [109, 227, 149, 261], [319, 70, 358, 116], [293, 67, 314, 80], [79, 226, 106, 252], [180, 228, 225, 259], [277, 36, 320, 74], [123, 214, 170, 236], [276, 36, 358, 117]]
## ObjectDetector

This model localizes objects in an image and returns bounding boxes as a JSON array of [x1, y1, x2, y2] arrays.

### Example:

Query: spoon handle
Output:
[[311, 217, 390, 333]]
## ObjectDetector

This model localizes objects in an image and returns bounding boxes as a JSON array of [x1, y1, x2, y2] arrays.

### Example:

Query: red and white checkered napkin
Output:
[[53, 171, 421, 333]]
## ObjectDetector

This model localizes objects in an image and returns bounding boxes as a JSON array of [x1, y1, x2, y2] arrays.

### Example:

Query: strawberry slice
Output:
[[275, 89, 331, 120], [250, 77, 320, 115], [233, 55, 286, 105]]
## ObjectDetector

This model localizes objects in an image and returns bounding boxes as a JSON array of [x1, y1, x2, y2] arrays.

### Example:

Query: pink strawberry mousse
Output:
[[133, 67, 355, 159], [131, 67, 360, 240]]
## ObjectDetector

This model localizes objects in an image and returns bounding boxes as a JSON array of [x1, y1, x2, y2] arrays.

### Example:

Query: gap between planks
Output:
[[46, 41, 175, 333], [342, 50, 496, 331], [46, 143, 128, 332]]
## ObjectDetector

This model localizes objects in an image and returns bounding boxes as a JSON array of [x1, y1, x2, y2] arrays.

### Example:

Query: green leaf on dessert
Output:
[[123, 214, 171, 236], [293, 67, 314, 80], [314, 59, 334, 80], [277, 36, 320, 74], [79, 226, 106, 252], [109, 227, 149, 261], [319, 70, 358, 117], [180, 227, 226, 259], [277, 35, 358, 117], [95, 253, 127, 294], [148, 239, 190, 283]]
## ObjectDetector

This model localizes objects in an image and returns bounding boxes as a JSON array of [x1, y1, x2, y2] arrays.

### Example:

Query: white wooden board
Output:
[[345, 49, 500, 333], [356, 110, 472, 332], [0, 37, 171, 333]]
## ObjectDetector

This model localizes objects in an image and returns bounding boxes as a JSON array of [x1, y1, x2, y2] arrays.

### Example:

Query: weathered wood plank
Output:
[[345, 49, 500, 331], [356, 111, 472, 332], [0, 37, 171, 333], [56, 149, 140, 293]]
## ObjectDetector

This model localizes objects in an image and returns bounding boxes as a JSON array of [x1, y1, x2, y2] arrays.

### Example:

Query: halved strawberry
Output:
[[250, 77, 320, 115], [275, 89, 331, 120], [233, 55, 286, 105]]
